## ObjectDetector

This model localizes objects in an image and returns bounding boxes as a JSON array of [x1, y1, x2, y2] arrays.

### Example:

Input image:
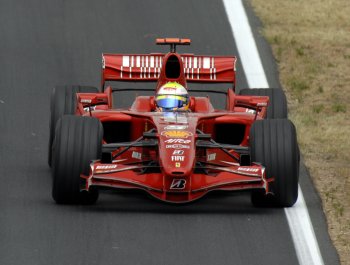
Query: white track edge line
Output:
[[285, 187, 325, 265], [222, 0, 268, 88], [222, 1, 325, 265]]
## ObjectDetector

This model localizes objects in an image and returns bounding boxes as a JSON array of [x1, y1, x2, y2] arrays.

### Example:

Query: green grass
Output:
[[312, 104, 324, 113], [295, 47, 305, 56], [332, 104, 347, 113]]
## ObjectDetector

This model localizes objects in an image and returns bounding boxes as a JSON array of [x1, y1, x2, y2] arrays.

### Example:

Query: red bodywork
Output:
[[77, 39, 270, 203]]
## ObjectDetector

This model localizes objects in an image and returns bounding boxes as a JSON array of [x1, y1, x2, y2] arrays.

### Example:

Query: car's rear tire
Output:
[[239, 88, 287, 119], [48, 85, 99, 167], [52, 115, 103, 204], [250, 119, 299, 207]]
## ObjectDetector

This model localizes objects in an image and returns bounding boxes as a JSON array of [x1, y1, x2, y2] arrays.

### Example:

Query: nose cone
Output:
[[152, 112, 199, 193], [159, 133, 195, 177]]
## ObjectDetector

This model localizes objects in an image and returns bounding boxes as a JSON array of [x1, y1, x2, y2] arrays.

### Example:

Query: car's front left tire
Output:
[[52, 115, 103, 204]]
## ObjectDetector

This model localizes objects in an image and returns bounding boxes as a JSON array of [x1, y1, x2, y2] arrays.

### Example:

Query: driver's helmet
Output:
[[155, 82, 189, 112]]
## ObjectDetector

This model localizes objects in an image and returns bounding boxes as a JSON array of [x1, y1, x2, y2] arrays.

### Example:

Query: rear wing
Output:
[[102, 53, 237, 87]]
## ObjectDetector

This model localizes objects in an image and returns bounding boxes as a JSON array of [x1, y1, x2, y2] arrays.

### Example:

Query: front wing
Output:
[[81, 146, 270, 203]]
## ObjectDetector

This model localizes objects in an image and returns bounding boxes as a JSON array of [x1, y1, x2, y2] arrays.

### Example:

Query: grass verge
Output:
[[249, 0, 350, 264]]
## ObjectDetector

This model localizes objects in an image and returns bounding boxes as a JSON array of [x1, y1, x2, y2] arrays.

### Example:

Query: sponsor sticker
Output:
[[96, 165, 117, 169], [164, 139, 191, 144], [170, 179, 186, 189], [207, 153, 216, 161], [237, 167, 259, 172], [173, 150, 184, 155], [162, 87, 177, 92], [166, 144, 190, 149], [171, 156, 184, 162], [161, 130, 193, 138], [132, 151, 142, 160]]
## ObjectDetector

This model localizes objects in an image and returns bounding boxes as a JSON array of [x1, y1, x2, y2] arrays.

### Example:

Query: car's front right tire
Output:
[[250, 119, 299, 207]]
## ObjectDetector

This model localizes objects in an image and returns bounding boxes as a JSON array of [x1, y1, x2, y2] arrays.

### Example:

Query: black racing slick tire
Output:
[[250, 119, 299, 207], [239, 88, 287, 119], [52, 115, 103, 204], [48, 85, 99, 167]]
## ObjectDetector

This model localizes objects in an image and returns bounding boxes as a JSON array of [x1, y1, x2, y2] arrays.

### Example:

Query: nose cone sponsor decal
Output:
[[165, 139, 191, 149], [161, 130, 193, 138], [166, 144, 190, 149], [165, 139, 191, 144], [173, 150, 184, 155], [171, 156, 184, 161]]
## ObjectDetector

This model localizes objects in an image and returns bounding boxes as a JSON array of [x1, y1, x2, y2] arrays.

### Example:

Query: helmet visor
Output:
[[156, 95, 188, 109]]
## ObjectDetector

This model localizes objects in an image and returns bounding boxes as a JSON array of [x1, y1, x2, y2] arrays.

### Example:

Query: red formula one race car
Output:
[[48, 38, 299, 207]]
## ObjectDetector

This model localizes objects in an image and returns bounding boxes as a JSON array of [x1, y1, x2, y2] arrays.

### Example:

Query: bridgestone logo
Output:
[[170, 179, 186, 189]]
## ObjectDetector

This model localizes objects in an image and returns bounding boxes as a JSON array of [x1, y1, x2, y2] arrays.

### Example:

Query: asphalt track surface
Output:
[[0, 1, 339, 265]]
